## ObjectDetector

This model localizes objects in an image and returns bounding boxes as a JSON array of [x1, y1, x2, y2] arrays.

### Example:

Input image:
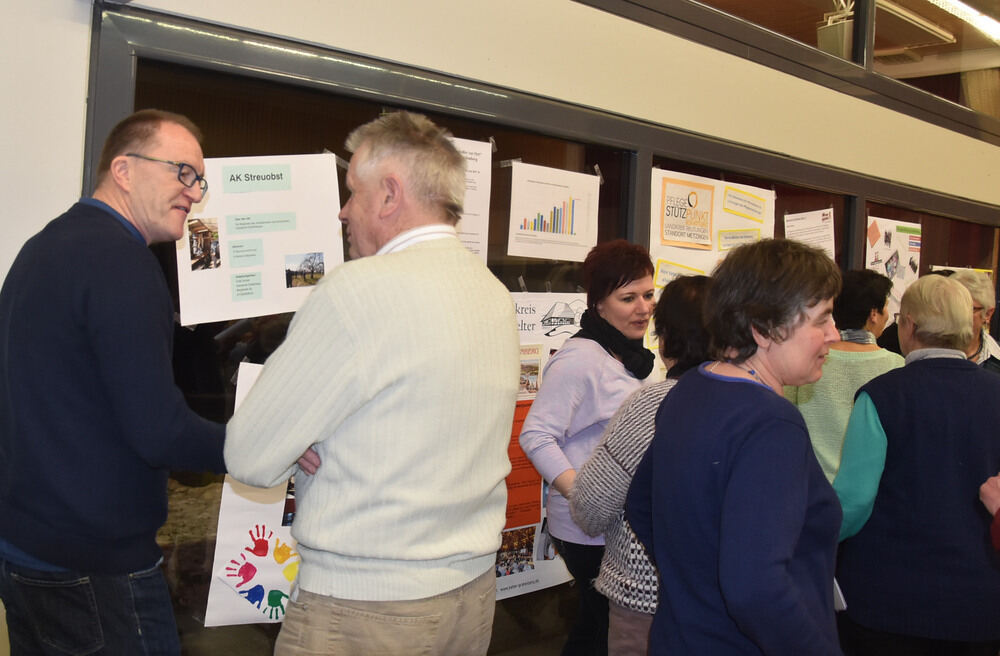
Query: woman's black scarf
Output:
[[574, 309, 654, 380]]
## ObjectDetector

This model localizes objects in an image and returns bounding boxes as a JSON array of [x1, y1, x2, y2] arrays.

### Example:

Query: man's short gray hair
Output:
[[900, 275, 974, 350], [950, 269, 996, 312], [345, 112, 465, 224]]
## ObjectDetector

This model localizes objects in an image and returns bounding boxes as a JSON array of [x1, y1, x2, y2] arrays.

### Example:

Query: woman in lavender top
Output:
[[519, 239, 656, 656]]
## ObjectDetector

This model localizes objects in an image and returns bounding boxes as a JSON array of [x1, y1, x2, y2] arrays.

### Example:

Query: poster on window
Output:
[[175, 153, 343, 327], [492, 292, 602, 599], [451, 137, 493, 261], [649, 169, 774, 285], [865, 216, 921, 325], [507, 163, 600, 262], [204, 363, 299, 627]]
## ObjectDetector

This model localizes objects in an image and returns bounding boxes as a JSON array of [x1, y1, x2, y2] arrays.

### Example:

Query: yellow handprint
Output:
[[273, 537, 298, 564]]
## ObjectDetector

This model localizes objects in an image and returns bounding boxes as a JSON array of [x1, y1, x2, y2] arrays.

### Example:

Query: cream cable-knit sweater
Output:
[[226, 237, 520, 601]]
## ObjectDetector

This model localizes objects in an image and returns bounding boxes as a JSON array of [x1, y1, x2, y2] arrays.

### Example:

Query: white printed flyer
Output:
[[507, 162, 600, 262], [176, 153, 343, 326]]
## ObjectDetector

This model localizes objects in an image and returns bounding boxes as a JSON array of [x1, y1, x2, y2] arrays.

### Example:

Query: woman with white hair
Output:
[[950, 268, 1000, 369], [834, 274, 1000, 655]]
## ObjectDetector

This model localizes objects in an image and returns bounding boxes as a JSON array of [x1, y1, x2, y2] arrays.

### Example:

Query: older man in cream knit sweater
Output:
[[226, 112, 519, 656]]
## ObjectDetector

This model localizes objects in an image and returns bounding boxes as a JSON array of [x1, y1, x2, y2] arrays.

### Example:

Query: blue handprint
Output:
[[239, 584, 266, 609]]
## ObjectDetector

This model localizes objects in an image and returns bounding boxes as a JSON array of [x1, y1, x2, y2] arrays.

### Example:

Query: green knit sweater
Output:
[[785, 348, 903, 482]]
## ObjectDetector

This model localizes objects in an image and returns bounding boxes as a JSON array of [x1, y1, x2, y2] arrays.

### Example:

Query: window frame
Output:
[[87, 3, 1000, 273]]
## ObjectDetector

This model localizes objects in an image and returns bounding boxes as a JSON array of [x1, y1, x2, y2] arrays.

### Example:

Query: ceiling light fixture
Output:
[[876, 0, 956, 44], [924, 0, 1000, 43]]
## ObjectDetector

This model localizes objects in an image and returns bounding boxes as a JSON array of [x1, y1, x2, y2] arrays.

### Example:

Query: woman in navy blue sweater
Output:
[[627, 239, 843, 655]]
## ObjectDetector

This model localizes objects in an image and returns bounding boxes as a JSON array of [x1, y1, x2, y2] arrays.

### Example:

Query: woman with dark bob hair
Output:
[[570, 275, 711, 656], [520, 239, 656, 656], [787, 269, 904, 481], [627, 239, 843, 655]]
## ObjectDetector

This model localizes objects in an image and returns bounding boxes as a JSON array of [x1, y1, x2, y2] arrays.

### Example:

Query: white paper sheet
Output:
[[507, 163, 599, 262], [176, 153, 343, 326]]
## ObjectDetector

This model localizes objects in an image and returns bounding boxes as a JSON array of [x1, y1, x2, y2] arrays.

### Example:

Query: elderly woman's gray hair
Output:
[[949, 269, 996, 312], [899, 275, 974, 350]]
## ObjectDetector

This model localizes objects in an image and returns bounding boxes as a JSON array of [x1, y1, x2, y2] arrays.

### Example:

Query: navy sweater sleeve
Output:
[[85, 231, 225, 473]]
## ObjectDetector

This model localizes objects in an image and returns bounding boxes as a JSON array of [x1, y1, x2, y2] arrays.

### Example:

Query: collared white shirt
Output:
[[904, 347, 967, 365], [376, 224, 458, 255], [971, 330, 1000, 365]]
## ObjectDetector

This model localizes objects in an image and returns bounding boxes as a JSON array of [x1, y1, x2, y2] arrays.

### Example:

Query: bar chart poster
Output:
[[507, 162, 599, 262]]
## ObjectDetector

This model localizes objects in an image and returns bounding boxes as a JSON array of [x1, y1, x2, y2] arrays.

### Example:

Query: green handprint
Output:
[[266, 589, 289, 619]]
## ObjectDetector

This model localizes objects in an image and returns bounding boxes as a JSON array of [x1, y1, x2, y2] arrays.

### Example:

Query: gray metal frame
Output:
[[86, 3, 1000, 267]]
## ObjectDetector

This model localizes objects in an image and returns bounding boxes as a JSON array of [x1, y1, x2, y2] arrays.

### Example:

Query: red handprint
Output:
[[225, 553, 258, 587], [245, 524, 273, 557]]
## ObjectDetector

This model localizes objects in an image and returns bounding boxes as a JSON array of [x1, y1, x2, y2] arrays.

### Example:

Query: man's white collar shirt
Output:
[[377, 224, 457, 255]]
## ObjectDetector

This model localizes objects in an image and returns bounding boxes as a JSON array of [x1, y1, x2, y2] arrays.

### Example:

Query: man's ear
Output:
[[986, 307, 995, 324], [108, 154, 133, 192], [379, 174, 403, 218]]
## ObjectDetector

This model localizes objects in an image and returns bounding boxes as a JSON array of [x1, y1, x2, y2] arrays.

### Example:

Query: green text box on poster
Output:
[[226, 213, 297, 234], [231, 272, 263, 302], [229, 239, 264, 268], [222, 164, 292, 193]]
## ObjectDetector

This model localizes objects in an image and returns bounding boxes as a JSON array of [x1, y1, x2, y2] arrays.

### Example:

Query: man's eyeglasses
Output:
[[126, 153, 208, 196]]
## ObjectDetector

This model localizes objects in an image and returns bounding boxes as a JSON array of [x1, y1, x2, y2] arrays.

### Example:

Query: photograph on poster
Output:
[[283, 252, 325, 288], [519, 345, 541, 400], [188, 218, 221, 270], [496, 526, 538, 577]]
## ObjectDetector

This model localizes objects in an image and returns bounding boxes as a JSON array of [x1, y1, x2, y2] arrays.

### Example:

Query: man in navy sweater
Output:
[[0, 110, 226, 654]]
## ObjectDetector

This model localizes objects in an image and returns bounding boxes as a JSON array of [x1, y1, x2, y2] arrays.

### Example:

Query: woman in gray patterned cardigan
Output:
[[570, 275, 711, 656]]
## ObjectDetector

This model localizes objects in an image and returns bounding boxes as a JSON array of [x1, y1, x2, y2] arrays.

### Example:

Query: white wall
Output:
[[3, 0, 999, 281], [1, 1, 92, 280]]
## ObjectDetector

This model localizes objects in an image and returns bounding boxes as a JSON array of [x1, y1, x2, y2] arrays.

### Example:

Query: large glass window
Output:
[[137, 56, 626, 654], [695, 0, 857, 57], [873, 0, 1000, 118]]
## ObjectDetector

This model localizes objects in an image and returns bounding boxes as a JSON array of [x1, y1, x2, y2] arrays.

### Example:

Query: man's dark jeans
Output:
[[0, 556, 180, 655]]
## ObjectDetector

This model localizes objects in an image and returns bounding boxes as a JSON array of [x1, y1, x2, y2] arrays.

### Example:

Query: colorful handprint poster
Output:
[[204, 481, 299, 626], [204, 363, 301, 626]]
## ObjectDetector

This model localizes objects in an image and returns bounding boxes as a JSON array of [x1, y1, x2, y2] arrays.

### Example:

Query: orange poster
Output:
[[504, 400, 542, 529]]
